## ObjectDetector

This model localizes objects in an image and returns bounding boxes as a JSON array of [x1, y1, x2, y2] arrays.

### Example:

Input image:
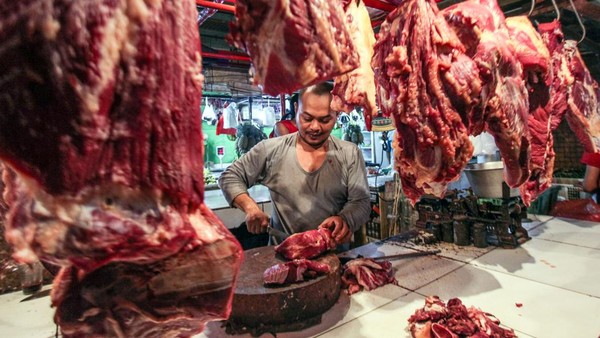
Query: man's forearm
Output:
[[232, 193, 261, 213]]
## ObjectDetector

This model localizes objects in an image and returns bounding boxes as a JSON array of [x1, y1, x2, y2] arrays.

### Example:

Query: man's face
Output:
[[296, 91, 337, 148]]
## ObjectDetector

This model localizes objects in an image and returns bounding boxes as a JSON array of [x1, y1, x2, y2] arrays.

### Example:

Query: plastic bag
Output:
[[550, 198, 600, 222]]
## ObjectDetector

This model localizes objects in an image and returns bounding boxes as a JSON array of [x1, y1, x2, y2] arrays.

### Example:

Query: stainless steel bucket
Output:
[[463, 161, 520, 198]]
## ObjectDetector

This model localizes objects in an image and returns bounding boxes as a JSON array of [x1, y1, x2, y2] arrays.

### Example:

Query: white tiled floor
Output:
[[1, 216, 599, 338]]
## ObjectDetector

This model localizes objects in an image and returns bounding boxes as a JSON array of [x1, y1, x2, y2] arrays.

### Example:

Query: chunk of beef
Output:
[[228, 0, 359, 95], [443, 0, 531, 188], [331, 0, 377, 130], [340, 258, 397, 295], [0, 1, 243, 336], [263, 259, 330, 285], [274, 228, 336, 260], [516, 19, 573, 205], [563, 40, 600, 153], [372, 0, 478, 203], [408, 296, 516, 338]]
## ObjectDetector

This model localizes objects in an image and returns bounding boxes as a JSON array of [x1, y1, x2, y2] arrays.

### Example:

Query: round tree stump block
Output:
[[226, 246, 341, 335]]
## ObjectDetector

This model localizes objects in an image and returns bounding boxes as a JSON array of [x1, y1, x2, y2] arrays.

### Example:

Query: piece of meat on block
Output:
[[263, 259, 330, 285], [563, 40, 600, 153], [372, 0, 478, 204], [331, 0, 377, 130], [0, 1, 243, 337], [274, 228, 336, 260], [228, 0, 359, 95], [341, 258, 397, 295]]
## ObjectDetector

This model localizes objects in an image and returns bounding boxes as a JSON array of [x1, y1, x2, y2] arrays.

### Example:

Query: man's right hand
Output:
[[233, 193, 269, 234], [245, 207, 270, 234]]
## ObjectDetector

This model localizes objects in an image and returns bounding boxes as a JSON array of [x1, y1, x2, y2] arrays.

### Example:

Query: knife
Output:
[[337, 249, 441, 264], [20, 288, 52, 302], [267, 226, 290, 242]]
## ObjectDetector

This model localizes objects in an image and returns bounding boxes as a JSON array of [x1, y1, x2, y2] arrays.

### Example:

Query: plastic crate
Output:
[[528, 185, 560, 215], [567, 185, 583, 200]]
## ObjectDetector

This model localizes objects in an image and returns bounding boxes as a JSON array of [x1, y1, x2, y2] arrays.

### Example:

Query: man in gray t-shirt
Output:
[[218, 82, 371, 245]]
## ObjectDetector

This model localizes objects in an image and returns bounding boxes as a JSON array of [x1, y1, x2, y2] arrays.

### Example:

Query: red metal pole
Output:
[[202, 51, 251, 62], [196, 0, 235, 13], [363, 0, 396, 12]]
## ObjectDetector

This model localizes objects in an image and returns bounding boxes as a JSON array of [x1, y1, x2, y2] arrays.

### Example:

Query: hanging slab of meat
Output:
[[515, 19, 573, 205], [228, 0, 359, 95], [443, 0, 531, 188], [408, 296, 516, 338], [372, 0, 479, 203], [341, 258, 398, 295], [274, 228, 336, 260], [263, 258, 330, 285], [0, 0, 243, 337], [331, 0, 377, 130], [563, 40, 600, 153]]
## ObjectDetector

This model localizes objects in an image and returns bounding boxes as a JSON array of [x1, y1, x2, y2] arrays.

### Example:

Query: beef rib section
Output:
[[228, 0, 359, 95], [0, 0, 243, 337]]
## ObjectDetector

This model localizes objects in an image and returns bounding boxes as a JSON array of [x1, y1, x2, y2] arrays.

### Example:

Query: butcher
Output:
[[218, 82, 371, 248]]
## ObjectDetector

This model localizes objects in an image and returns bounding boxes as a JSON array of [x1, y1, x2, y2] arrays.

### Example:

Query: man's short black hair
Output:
[[299, 82, 334, 99]]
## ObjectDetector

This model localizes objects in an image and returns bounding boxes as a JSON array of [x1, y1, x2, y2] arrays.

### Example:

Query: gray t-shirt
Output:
[[218, 133, 371, 236]]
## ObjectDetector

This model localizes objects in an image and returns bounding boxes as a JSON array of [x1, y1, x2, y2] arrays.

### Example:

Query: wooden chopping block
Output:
[[228, 246, 341, 330]]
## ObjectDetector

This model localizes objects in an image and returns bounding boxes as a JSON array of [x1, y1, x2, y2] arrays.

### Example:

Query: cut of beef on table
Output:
[[275, 228, 336, 260], [341, 258, 398, 295], [372, 0, 478, 203], [408, 296, 516, 338], [0, 0, 243, 337], [228, 0, 359, 95], [331, 0, 377, 130], [263, 259, 330, 285]]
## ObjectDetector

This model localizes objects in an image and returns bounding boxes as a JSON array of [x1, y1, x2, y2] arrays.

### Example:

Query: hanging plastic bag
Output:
[[223, 102, 240, 129]]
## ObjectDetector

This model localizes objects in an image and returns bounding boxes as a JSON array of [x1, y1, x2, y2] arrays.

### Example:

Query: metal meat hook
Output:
[[567, 0, 587, 44]]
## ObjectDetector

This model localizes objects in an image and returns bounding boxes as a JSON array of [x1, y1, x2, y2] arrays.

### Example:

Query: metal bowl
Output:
[[463, 161, 520, 198]]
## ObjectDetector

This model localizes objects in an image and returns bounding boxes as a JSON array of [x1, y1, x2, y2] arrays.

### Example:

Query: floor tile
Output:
[[415, 264, 600, 338], [527, 216, 600, 249], [0, 286, 57, 338], [471, 237, 600, 297]]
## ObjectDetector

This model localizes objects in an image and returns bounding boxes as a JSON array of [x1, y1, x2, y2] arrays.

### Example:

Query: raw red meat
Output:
[[274, 228, 336, 260], [563, 40, 600, 153], [340, 258, 397, 295], [515, 19, 572, 205], [443, 0, 531, 188], [408, 296, 516, 338], [0, 0, 243, 337], [263, 259, 330, 285], [372, 0, 479, 203], [331, 0, 377, 130], [228, 0, 359, 95]]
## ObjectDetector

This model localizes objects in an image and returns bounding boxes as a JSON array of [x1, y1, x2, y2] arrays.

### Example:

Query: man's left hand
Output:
[[318, 216, 352, 244]]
